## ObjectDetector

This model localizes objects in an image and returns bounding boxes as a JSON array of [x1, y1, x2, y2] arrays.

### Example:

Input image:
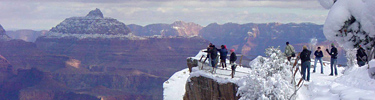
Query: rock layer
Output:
[[0, 24, 11, 41], [49, 8, 131, 35], [184, 76, 240, 100], [128, 21, 203, 36]]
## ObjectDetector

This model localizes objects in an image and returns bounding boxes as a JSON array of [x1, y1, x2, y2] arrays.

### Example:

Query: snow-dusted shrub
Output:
[[345, 48, 357, 67], [321, 0, 375, 60], [237, 47, 293, 100]]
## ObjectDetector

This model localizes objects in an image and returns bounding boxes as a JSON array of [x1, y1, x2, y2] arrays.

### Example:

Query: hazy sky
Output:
[[0, 0, 328, 30]]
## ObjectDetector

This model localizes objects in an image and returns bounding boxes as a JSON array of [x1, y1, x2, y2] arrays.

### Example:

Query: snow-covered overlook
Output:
[[164, 48, 375, 100]]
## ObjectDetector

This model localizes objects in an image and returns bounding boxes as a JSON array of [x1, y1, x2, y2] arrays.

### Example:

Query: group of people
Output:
[[203, 41, 370, 79], [285, 42, 341, 82], [205, 43, 237, 74], [285, 42, 370, 82]]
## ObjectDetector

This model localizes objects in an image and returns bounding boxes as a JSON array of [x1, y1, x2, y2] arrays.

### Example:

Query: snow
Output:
[[164, 47, 375, 100], [45, 32, 148, 40], [45, 32, 202, 40], [237, 47, 294, 100], [163, 49, 251, 100], [297, 60, 375, 100], [322, 0, 375, 49], [163, 68, 190, 100], [318, 0, 335, 9]]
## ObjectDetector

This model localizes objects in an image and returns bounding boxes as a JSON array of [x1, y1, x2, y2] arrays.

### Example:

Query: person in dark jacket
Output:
[[208, 45, 218, 66], [218, 45, 228, 69], [326, 43, 338, 76], [356, 45, 367, 67], [313, 47, 324, 74], [206, 43, 213, 66], [300, 46, 311, 81], [208, 45, 218, 73], [229, 49, 237, 77]]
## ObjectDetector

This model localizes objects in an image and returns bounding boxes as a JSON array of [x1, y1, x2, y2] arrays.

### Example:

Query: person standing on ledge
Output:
[[208, 45, 218, 73], [313, 47, 324, 74], [229, 49, 237, 78], [285, 42, 295, 62], [300, 46, 311, 81], [326, 43, 338, 76], [218, 45, 228, 69]]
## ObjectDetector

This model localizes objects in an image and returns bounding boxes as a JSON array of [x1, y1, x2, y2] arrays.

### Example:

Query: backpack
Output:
[[291, 52, 296, 57], [300, 50, 311, 62], [287, 45, 295, 57]]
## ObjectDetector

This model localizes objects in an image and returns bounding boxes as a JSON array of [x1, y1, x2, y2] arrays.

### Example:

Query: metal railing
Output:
[[195, 54, 246, 78]]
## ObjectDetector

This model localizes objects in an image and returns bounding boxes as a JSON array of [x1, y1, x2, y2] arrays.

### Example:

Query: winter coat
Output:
[[327, 47, 338, 59], [285, 44, 295, 57], [300, 49, 311, 63], [218, 49, 228, 60], [206, 47, 211, 58], [356, 47, 367, 62], [230, 52, 237, 62], [208, 47, 218, 59], [314, 50, 323, 58]]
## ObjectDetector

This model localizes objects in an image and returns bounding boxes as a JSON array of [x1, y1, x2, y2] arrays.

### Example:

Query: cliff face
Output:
[[6, 29, 48, 42], [0, 54, 14, 83], [35, 37, 209, 77], [0, 24, 11, 41], [0, 39, 177, 99], [183, 76, 240, 100], [128, 21, 203, 36]]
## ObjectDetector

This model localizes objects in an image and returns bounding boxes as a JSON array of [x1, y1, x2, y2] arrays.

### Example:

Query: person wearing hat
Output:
[[300, 45, 311, 81], [285, 42, 296, 62], [356, 45, 367, 66], [326, 43, 338, 76]]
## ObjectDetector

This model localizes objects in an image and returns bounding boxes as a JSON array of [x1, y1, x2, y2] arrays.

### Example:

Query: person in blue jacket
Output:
[[218, 45, 228, 69], [313, 47, 324, 74]]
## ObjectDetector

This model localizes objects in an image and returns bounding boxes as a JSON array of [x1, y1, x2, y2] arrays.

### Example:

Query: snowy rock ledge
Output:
[[164, 47, 295, 100], [163, 50, 251, 100]]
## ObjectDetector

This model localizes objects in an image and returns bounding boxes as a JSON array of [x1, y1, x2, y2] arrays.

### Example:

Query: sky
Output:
[[0, 0, 328, 30]]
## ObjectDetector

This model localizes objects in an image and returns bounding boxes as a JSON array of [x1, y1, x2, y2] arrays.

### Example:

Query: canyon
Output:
[[1, 8, 347, 100]]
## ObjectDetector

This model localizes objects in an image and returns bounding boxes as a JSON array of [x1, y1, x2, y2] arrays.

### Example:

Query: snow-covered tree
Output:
[[320, 0, 375, 60], [237, 47, 294, 100]]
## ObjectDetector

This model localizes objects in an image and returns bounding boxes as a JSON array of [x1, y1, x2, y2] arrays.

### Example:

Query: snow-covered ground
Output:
[[297, 60, 375, 100], [163, 49, 375, 100], [163, 50, 251, 100], [163, 68, 190, 100]]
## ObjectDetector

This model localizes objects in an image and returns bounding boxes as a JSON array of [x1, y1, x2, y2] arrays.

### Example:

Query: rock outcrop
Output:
[[0, 54, 14, 83], [183, 76, 240, 100], [49, 8, 131, 35], [128, 21, 203, 36], [0, 24, 11, 41], [6, 29, 48, 42]]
